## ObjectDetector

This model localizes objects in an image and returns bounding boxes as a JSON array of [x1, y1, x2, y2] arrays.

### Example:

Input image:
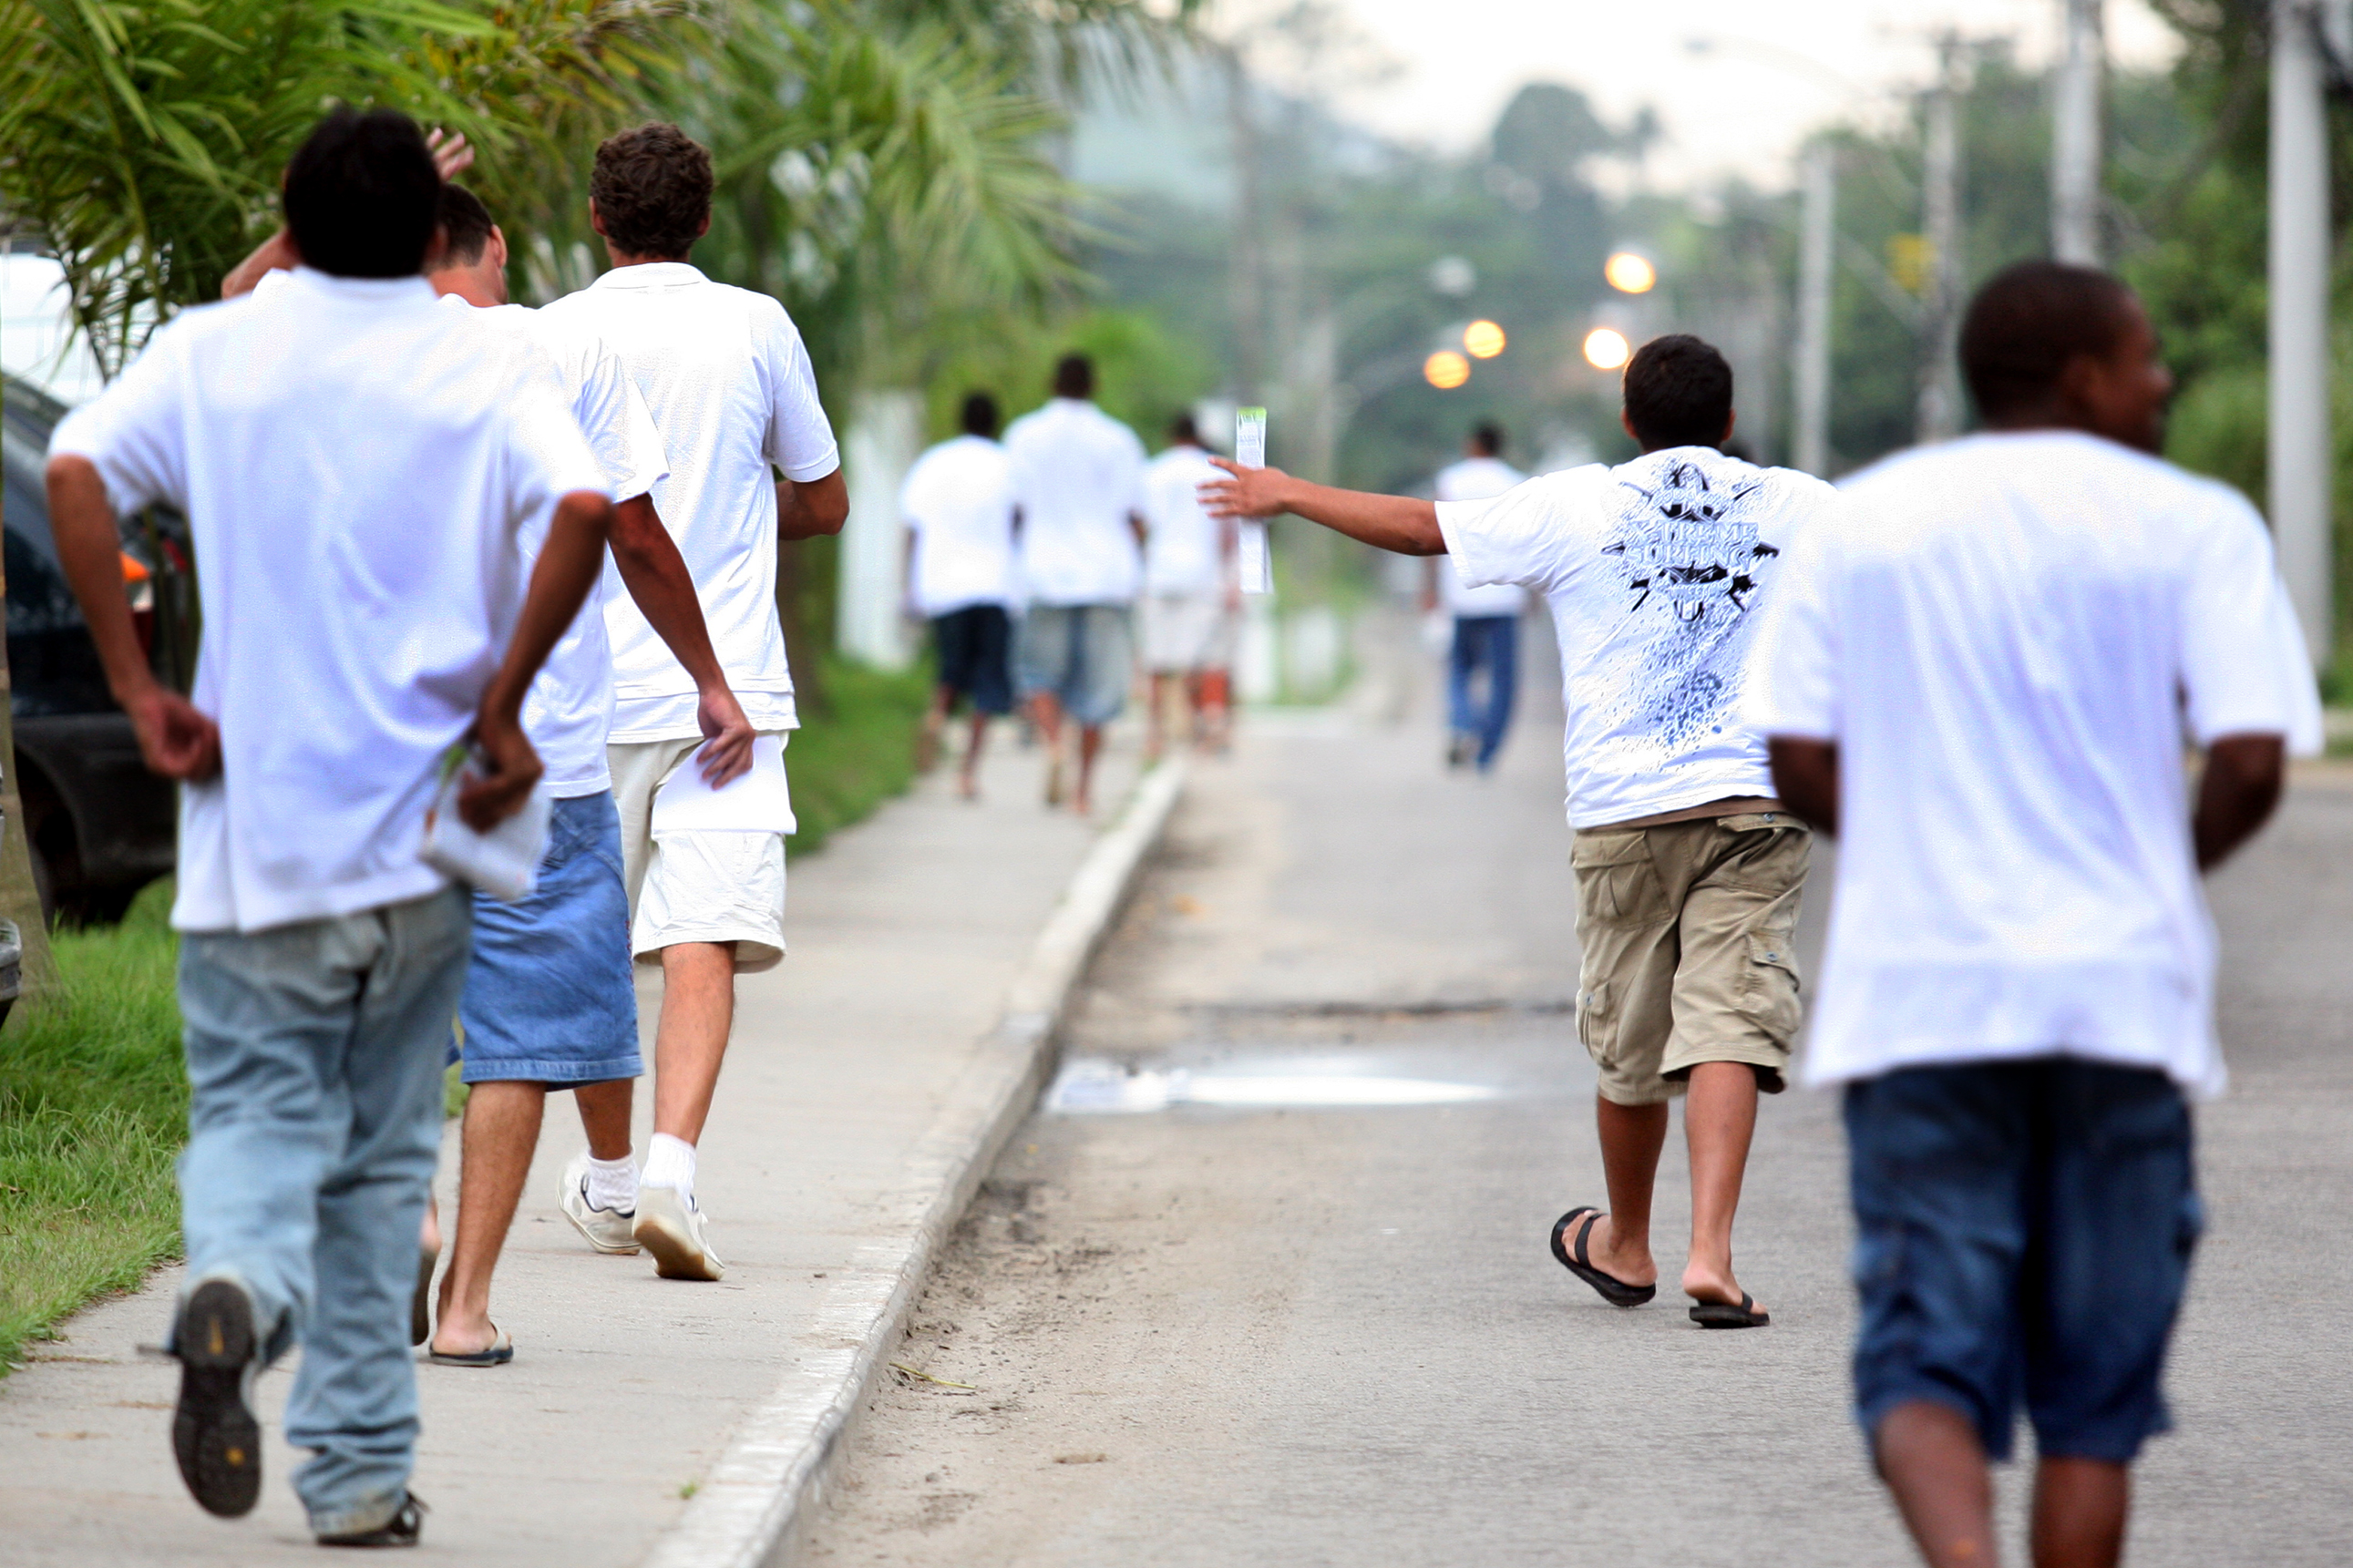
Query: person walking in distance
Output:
[[1137, 413, 1238, 760], [44, 109, 615, 1544], [901, 392, 1019, 799], [1750, 261, 2319, 1568], [418, 184, 754, 1361], [1003, 354, 1148, 814], [540, 123, 848, 1281], [1427, 422, 1526, 772], [1207, 335, 1833, 1328]]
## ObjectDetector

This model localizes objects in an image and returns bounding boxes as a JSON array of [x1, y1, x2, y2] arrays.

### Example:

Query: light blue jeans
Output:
[[173, 886, 470, 1536]]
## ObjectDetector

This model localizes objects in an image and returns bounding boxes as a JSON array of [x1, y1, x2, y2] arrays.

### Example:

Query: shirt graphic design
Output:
[[1598, 456, 1782, 755]]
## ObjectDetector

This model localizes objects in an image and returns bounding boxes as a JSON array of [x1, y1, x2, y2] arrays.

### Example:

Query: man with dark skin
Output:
[[1749, 262, 2314, 1568]]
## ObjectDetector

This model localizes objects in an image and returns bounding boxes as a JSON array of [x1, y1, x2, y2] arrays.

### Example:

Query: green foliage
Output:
[[0, 879, 183, 1372], [919, 304, 1218, 448]]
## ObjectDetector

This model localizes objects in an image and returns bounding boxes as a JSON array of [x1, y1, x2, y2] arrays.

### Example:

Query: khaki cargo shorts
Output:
[[1572, 812, 1810, 1106]]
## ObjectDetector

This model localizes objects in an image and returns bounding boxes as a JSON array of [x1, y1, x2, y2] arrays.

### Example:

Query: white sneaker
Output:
[[559, 1154, 641, 1255], [633, 1184, 724, 1281]]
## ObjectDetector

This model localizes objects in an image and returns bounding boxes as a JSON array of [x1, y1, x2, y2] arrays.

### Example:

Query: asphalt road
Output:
[[798, 617, 2353, 1568]]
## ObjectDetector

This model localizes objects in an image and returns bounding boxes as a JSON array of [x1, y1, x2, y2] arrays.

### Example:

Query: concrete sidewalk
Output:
[[0, 731, 1176, 1566]]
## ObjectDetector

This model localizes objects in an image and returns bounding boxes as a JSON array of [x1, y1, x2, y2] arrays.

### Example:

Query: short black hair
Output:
[[1169, 411, 1201, 445], [1053, 354, 1094, 399], [437, 183, 496, 268], [591, 123, 713, 261], [1960, 261, 2141, 420], [1621, 334, 1733, 450], [961, 391, 1000, 438], [1471, 421, 1504, 456], [283, 108, 440, 280]]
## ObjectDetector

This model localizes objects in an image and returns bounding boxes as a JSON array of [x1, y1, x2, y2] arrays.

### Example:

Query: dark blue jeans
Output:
[[1844, 1058, 2201, 1464], [1446, 614, 1518, 770]]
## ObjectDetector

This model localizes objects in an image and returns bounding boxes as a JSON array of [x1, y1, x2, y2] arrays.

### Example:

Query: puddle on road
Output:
[[1044, 1055, 1503, 1114]]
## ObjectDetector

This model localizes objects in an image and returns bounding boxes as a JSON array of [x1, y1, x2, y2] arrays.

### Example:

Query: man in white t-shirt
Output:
[[46, 110, 613, 1546], [1004, 354, 1148, 815], [540, 123, 847, 1283], [1207, 335, 1834, 1331], [1749, 262, 2318, 1568], [1426, 422, 1527, 771], [901, 391, 1018, 798], [1136, 413, 1236, 759]]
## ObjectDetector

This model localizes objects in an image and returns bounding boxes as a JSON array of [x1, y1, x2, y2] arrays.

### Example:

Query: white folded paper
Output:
[[422, 750, 550, 903], [1235, 405, 1273, 596], [652, 733, 796, 835]]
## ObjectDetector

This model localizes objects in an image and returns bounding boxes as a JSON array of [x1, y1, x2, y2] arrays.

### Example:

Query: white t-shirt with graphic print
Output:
[[1437, 446, 1835, 828]]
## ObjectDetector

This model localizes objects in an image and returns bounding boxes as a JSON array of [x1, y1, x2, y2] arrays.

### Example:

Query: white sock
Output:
[[641, 1132, 696, 1202], [585, 1152, 637, 1214]]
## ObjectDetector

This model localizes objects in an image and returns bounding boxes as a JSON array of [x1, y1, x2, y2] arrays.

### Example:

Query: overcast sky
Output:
[[1218, 0, 2183, 193]]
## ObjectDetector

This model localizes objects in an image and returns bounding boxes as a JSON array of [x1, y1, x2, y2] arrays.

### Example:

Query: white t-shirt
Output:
[[1440, 446, 1834, 828], [1745, 432, 2322, 1096], [1433, 456, 1527, 616], [50, 268, 607, 932], [1003, 398, 1147, 606], [899, 434, 1016, 616], [452, 299, 668, 797], [540, 263, 838, 743], [1139, 444, 1228, 597]]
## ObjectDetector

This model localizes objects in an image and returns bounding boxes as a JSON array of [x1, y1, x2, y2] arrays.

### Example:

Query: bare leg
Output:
[[1579, 1094, 1667, 1286], [2030, 1459, 2129, 1568], [573, 1077, 633, 1163], [1681, 1060, 1762, 1309], [959, 712, 990, 798], [1144, 673, 1174, 763], [431, 1081, 547, 1356], [917, 685, 952, 771], [1876, 1399, 1999, 1568], [1197, 668, 1232, 752], [653, 941, 735, 1144], [1031, 692, 1066, 805], [1073, 723, 1105, 816]]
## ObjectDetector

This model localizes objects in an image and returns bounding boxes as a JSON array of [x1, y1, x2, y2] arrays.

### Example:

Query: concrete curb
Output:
[[642, 758, 1188, 1568]]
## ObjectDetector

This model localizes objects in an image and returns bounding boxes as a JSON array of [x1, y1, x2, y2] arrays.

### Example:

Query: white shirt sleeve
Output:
[[506, 353, 613, 518], [1742, 499, 1843, 741], [2178, 489, 2325, 754], [46, 320, 193, 516], [759, 304, 840, 483], [1433, 467, 1597, 594]]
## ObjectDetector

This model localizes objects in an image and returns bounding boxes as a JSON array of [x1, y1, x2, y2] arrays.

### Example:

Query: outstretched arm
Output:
[[463, 490, 614, 829], [1198, 456, 1445, 556], [608, 494, 754, 786]]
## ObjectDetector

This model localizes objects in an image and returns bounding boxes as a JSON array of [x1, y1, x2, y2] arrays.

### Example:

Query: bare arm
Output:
[[461, 490, 614, 829], [607, 493, 754, 786], [1766, 737, 1839, 837], [778, 468, 849, 541], [2194, 733, 2286, 871], [46, 456, 221, 778], [1199, 456, 1444, 556]]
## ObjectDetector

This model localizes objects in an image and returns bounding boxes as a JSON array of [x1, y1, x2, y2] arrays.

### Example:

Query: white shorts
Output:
[[609, 733, 789, 972], [1139, 592, 1236, 673]]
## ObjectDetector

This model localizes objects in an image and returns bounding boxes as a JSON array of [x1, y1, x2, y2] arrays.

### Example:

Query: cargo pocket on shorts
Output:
[[1737, 929, 1803, 1044], [1571, 832, 1669, 927], [1577, 981, 1613, 1066]]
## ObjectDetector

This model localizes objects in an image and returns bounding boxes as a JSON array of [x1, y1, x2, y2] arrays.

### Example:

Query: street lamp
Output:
[[1463, 320, 1506, 359], [1424, 351, 1471, 390], [1583, 328, 1632, 372], [1605, 252, 1658, 294]]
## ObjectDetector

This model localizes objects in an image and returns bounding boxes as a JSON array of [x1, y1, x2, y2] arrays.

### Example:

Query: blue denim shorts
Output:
[[1844, 1058, 2201, 1464], [1017, 603, 1132, 726], [453, 791, 642, 1086]]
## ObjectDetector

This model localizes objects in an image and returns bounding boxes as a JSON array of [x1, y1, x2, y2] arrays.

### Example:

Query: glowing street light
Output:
[[1604, 251, 1657, 294], [1423, 350, 1472, 389], [1463, 319, 1506, 359], [1582, 327, 1632, 371]]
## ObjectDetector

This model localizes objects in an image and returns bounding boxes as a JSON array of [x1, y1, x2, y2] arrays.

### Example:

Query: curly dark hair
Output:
[[591, 123, 714, 261]]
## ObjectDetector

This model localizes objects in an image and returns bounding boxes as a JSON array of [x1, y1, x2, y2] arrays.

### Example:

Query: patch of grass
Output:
[[787, 654, 934, 854], [0, 880, 184, 1371]]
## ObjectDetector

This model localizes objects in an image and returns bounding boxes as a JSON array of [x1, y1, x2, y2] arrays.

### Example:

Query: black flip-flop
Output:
[[1548, 1207, 1656, 1307], [1689, 1292, 1771, 1329], [426, 1325, 513, 1367]]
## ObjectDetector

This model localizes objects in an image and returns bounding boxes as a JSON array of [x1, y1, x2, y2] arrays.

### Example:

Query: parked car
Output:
[[1, 371, 186, 923]]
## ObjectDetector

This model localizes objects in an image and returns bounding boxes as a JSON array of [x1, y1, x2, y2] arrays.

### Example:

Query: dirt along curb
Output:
[[640, 757, 1189, 1568]]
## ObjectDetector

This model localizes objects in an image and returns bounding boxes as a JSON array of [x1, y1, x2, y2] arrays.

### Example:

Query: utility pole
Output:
[[1916, 35, 1967, 444], [2050, 0, 2104, 264], [1793, 141, 1836, 476], [2270, 0, 2338, 666]]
